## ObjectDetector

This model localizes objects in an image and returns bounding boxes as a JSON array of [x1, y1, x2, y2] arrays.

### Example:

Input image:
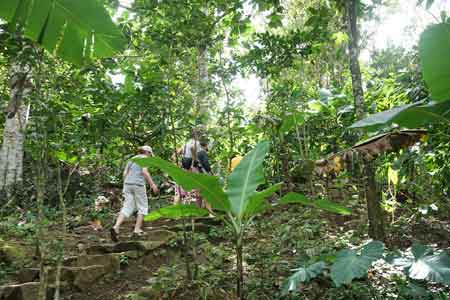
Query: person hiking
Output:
[[111, 145, 159, 242], [197, 141, 211, 175], [177, 129, 202, 172], [195, 141, 214, 214]]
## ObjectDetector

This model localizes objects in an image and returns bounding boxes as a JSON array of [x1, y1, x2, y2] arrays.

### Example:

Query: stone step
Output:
[[86, 230, 176, 255], [0, 282, 53, 300]]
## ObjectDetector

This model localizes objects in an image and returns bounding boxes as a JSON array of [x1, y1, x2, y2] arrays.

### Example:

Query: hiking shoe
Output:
[[110, 227, 119, 242]]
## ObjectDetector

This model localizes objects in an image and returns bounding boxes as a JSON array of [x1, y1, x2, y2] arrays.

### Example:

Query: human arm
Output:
[[142, 168, 159, 194], [123, 162, 131, 179]]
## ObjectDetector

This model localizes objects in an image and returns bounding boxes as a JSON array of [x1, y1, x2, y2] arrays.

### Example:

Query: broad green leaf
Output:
[[279, 193, 352, 215], [135, 157, 230, 212], [144, 204, 209, 222], [0, 0, 126, 65], [388, 166, 399, 186], [307, 100, 326, 112], [280, 112, 305, 133], [226, 141, 270, 220], [331, 241, 385, 287], [408, 243, 450, 285], [244, 183, 282, 218], [419, 23, 450, 101], [350, 100, 450, 130], [282, 261, 326, 295]]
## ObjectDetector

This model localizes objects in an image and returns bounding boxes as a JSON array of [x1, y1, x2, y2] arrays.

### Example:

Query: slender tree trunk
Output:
[[346, 0, 365, 120], [365, 162, 385, 241], [221, 77, 235, 167], [236, 239, 244, 300], [0, 63, 31, 193], [196, 46, 210, 121]]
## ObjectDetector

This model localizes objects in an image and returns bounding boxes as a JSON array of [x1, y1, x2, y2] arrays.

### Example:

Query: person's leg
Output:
[[113, 185, 135, 233], [134, 186, 148, 233], [134, 214, 145, 233], [113, 213, 126, 232]]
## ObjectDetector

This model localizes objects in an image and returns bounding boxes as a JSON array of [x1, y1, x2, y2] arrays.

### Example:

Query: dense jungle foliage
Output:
[[0, 0, 450, 299]]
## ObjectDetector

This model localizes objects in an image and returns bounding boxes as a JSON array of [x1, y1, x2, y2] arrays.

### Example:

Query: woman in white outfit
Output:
[[111, 145, 159, 242]]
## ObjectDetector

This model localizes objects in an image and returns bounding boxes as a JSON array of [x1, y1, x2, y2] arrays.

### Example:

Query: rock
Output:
[[76, 254, 120, 274], [0, 282, 54, 300], [17, 268, 40, 283], [73, 265, 107, 290], [86, 244, 115, 255], [137, 286, 162, 299], [146, 230, 176, 243], [122, 250, 140, 259], [114, 230, 176, 253]]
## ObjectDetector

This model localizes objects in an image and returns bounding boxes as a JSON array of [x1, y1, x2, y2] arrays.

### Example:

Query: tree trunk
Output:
[[365, 162, 385, 241], [0, 63, 31, 193], [236, 240, 244, 300], [346, 0, 365, 120], [196, 46, 210, 121]]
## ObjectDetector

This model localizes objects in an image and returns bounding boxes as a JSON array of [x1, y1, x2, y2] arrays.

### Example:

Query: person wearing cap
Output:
[[111, 145, 159, 241]]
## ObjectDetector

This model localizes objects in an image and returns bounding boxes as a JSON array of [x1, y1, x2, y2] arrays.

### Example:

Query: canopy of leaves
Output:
[[0, 0, 126, 65]]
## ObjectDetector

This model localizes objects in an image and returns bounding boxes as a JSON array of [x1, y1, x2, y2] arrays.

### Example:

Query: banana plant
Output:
[[136, 141, 351, 300], [0, 0, 125, 65]]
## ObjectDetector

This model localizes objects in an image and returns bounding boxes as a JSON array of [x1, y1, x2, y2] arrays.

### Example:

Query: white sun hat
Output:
[[139, 145, 153, 154]]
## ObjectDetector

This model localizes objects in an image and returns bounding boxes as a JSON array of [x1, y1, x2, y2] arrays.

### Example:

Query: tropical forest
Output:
[[0, 0, 450, 299]]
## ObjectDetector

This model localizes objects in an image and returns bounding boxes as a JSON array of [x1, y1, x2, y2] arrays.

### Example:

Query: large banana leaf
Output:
[[279, 192, 352, 215], [243, 183, 282, 218], [226, 141, 270, 220], [135, 157, 230, 212], [419, 23, 450, 102], [349, 100, 450, 131], [144, 204, 209, 222], [0, 0, 126, 65]]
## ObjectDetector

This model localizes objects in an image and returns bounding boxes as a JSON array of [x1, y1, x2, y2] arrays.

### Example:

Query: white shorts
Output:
[[121, 184, 148, 217]]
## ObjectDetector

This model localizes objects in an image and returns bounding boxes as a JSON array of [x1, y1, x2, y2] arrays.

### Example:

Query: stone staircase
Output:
[[0, 218, 217, 300]]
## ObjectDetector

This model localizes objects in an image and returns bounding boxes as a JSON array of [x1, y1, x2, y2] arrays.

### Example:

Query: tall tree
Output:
[[0, 60, 31, 192], [346, 0, 365, 120], [0, 0, 125, 193]]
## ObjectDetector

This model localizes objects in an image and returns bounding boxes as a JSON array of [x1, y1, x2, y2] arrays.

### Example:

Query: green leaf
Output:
[[135, 157, 230, 212], [280, 112, 305, 133], [244, 183, 282, 218], [226, 141, 270, 220], [0, 0, 126, 65], [419, 23, 450, 101], [282, 262, 326, 295], [349, 100, 450, 130], [408, 243, 450, 285], [279, 193, 352, 215], [307, 100, 326, 112], [144, 204, 209, 222], [331, 241, 384, 287]]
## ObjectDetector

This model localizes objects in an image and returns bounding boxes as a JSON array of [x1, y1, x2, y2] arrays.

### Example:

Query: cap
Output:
[[139, 145, 153, 154]]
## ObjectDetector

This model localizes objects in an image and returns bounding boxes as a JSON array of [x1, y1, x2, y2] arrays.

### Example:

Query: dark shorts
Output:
[[181, 157, 192, 170]]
